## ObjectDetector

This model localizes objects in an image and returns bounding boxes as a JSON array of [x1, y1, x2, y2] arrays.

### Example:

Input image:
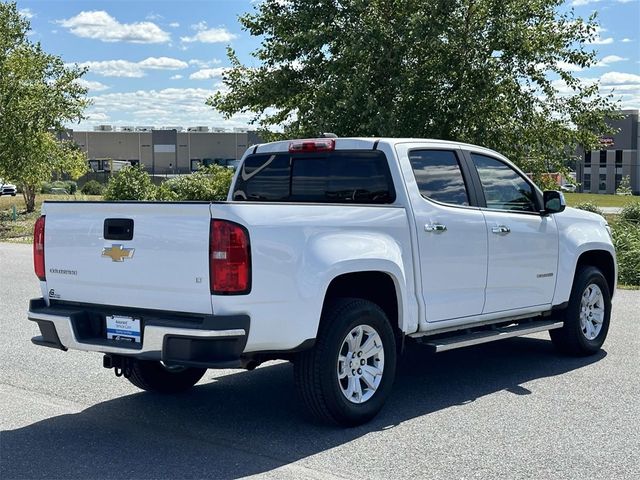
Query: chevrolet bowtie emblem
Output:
[[102, 244, 135, 262]]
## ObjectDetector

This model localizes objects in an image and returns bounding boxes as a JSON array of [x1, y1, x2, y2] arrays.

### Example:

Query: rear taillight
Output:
[[33, 215, 46, 281], [209, 219, 251, 294], [289, 138, 335, 153]]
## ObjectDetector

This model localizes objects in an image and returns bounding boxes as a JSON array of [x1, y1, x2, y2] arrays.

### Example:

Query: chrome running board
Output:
[[418, 320, 564, 353]]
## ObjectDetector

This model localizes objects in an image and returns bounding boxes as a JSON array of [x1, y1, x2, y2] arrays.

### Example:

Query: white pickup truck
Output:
[[28, 137, 616, 426]]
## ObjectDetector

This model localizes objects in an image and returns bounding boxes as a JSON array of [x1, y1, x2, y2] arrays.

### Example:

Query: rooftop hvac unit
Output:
[[211, 127, 227, 133], [187, 126, 209, 133], [94, 125, 113, 132], [135, 126, 154, 132], [120, 126, 135, 132], [161, 126, 184, 132], [233, 127, 248, 133]]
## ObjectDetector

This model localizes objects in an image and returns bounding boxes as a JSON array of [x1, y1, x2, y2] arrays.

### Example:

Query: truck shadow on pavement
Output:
[[2, 337, 606, 479]]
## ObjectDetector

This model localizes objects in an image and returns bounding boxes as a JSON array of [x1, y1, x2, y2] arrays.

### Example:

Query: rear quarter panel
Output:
[[209, 203, 416, 352]]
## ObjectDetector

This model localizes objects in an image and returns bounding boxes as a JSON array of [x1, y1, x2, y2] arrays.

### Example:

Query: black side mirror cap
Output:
[[543, 190, 566, 215]]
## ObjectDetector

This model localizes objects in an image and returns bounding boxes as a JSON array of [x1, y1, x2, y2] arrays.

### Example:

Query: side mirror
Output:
[[543, 190, 566, 215]]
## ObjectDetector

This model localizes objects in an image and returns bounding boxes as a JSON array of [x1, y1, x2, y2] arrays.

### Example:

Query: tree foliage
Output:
[[210, 0, 618, 175], [0, 2, 89, 211]]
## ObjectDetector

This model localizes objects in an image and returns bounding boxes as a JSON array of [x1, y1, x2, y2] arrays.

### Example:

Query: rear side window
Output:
[[409, 150, 470, 206], [233, 151, 395, 204]]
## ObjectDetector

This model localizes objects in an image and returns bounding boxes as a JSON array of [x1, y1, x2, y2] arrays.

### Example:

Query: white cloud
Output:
[[77, 87, 253, 130], [591, 36, 614, 45], [552, 71, 640, 110], [169, 22, 180, 28], [594, 55, 628, 67], [74, 57, 188, 77], [570, 0, 600, 5], [181, 22, 236, 43], [188, 59, 222, 69], [75, 79, 110, 91], [600, 72, 640, 84], [58, 11, 170, 44], [588, 26, 614, 45], [621, 38, 633, 43], [145, 13, 163, 21], [76, 60, 145, 78], [170, 74, 183, 80], [86, 112, 110, 122], [138, 57, 188, 70], [556, 61, 584, 72], [19, 8, 35, 19], [189, 68, 227, 80]]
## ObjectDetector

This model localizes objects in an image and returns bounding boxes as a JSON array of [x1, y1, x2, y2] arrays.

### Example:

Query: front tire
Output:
[[294, 298, 397, 426], [126, 359, 206, 393], [550, 266, 611, 356]]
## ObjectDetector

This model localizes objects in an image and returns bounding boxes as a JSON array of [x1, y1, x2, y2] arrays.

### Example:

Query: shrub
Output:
[[103, 166, 156, 201], [165, 165, 233, 201], [81, 180, 105, 196], [619, 202, 640, 224], [40, 180, 77, 194], [64, 180, 78, 194], [154, 182, 179, 201], [573, 202, 604, 217], [612, 222, 640, 287]]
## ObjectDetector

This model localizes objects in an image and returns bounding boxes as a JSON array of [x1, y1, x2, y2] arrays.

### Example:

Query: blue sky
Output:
[[15, 0, 640, 131]]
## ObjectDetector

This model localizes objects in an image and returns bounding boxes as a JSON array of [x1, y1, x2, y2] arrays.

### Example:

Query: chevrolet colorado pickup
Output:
[[28, 137, 616, 426]]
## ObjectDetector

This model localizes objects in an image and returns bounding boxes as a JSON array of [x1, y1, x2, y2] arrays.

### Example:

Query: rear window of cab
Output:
[[233, 151, 396, 204]]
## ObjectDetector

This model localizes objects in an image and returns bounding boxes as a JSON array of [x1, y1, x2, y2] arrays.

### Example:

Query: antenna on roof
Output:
[[319, 132, 338, 138]]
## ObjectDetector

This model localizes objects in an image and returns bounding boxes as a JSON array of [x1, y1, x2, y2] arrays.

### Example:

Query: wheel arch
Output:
[[320, 271, 404, 343], [575, 250, 616, 298]]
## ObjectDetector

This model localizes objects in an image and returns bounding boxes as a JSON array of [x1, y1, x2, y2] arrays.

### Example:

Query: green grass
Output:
[[564, 193, 638, 208], [0, 194, 102, 243]]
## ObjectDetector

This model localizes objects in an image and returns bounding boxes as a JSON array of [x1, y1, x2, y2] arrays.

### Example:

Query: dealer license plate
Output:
[[106, 315, 141, 343]]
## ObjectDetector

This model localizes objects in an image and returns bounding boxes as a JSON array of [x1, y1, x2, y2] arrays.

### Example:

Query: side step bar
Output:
[[418, 320, 564, 353]]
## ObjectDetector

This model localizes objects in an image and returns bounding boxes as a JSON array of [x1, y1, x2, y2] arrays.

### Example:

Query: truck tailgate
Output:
[[42, 202, 213, 314]]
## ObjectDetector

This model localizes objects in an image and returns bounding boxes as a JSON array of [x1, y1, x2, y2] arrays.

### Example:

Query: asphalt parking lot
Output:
[[1, 242, 639, 479]]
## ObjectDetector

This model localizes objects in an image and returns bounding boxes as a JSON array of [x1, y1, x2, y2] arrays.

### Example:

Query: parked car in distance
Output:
[[0, 179, 17, 196], [560, 183, 577, 193]]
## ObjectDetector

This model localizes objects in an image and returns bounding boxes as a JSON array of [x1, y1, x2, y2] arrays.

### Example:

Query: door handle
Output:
[[491, 225, 511, 235], [425, 223, 447, 233]]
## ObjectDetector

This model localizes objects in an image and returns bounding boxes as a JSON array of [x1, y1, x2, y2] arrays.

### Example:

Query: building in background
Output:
[[577, 110, 640, 194], [71, 126, 263, 176]]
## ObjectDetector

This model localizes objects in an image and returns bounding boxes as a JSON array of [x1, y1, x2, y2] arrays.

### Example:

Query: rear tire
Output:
[[550, 266, 611, 356], [127, 359, 206, 393], [294, 298, 397, 426]]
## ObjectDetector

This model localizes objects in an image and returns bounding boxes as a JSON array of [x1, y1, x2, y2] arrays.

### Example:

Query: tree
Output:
[[10, 133, 87, 211], [210, 0, 618, 176], [616, 175, 632, 196], [0, 2, 89, 211]]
